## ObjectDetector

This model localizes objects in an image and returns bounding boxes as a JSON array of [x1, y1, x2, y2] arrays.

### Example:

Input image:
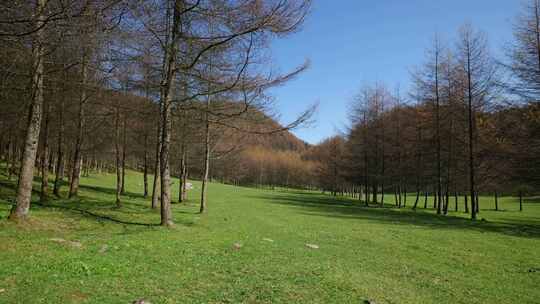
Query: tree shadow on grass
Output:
[[0, 179, 161, 227], [33, 201, 161, 227], [251, 192, 540, 239], [78, 184, 146, 200], [0, 178, 199, 228]]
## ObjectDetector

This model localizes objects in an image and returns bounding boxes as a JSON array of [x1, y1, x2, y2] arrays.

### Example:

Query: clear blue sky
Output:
[[270, 0, 521, 144]]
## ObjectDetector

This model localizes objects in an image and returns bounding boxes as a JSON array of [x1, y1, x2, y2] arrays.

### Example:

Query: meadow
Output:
[[0, 170, 539, 304]]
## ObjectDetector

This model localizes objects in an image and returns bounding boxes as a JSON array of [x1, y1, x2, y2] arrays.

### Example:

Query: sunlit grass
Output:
[[0, 169, 539, 303]]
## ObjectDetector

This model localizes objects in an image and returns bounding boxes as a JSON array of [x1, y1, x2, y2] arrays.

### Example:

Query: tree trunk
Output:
[[121, 115, 127, 194], [115, 107, 122, 207], [69, 59, 87, 198], [494, 191, 498, 211], [200, 105, 211, 213], [413, 187, 420, 210], [466, 43, 477, 220], [179, 144, 187, 203], [143, 134, 149, 198], [9, 0, 46, 221], [403, 186, 407, 207], [6, 131, 13, 180], [40, 99, 50, 202], [151, 122, 161, 209], [158, 1, 181, 226], [519, 190, 523, 211], [475, 192, 480, 214]]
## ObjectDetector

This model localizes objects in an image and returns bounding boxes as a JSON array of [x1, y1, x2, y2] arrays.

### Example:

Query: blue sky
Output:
[[269, 0, 521, 144]]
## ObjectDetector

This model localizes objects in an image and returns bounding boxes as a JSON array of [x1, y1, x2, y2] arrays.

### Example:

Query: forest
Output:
[[0, 1, 539, 303]]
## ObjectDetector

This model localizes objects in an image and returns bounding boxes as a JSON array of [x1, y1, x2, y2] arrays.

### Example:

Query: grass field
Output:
[[0, 170, 539, 303]]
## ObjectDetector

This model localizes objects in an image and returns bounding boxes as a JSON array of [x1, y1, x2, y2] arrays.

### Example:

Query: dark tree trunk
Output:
[[475, 193, 480, 214], [40, 99, 50, 202], [179, 145, 187, 203], [69, 59, 87, 198], [121, 115, 127, 194], [151, 121, 161, 209], [412, 187, 420, 210], [494, 192, 498, 211], [200, 107, 211, 213], [519, 190, 523, 211], [9, 0, 46, 221], [466, 44, 477, 220], [115, 107, 122, 207], [143, 134, 149, 198]]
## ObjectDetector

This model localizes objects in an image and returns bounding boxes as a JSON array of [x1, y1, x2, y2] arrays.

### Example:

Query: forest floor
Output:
[[0, 170, 539, 304]]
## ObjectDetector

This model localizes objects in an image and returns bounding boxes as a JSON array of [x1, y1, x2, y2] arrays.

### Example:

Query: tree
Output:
[[456, 24, 497, 220], [8, 0, 47, 221]]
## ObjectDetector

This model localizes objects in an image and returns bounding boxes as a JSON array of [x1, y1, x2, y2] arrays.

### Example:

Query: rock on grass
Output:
[[305, 243, 319, 249], [49, 238, 83, 249]]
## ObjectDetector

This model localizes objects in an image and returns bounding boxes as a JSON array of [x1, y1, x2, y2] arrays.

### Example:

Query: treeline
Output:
[[0, 0, 315, 226], [312, 5, 540, 218]]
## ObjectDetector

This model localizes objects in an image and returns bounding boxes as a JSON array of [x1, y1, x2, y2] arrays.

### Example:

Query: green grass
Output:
[[0, 170, 539, 303]]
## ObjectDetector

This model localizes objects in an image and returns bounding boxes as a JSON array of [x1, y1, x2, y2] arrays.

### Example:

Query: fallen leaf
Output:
[[305, 243, 319, 249]]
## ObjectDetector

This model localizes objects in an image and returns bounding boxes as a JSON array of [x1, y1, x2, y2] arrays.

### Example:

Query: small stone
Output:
[[232, 243, 242, 250], [69, 241, 83, 249], [99, 245, 109, 253], [132, 299, 151, 304], [262, 238, 274, 243], [0, 288, 5, 293], [49, 238, 82, 249], [305, 243, 319, 249]]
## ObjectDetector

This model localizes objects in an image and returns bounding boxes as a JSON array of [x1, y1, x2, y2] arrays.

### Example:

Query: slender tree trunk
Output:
[[158, 1, 181, 226], [6, 131, 13, 180], [143, 134, 149, 198], [435, 59, 442, 215], [413, 187, 420, 210], [494, 191, 498, 211], [403, 186, 407, 207], [424, 191, 428, 209], [69, 59, 87, 198], [151, 121, 161, 209], [454, 191, 458, 212], [464, 194, 469, 213], [200, 105, 211, 213], [466, 44, 477, 220], [121, 115, 127, 194], [9, 0, 46, 221], [179, 144, 187, 203], [40, 99, 50, 202], [115, 107, 122, 207], [519, 190, 523, 211], [475, 192, 480, 214]]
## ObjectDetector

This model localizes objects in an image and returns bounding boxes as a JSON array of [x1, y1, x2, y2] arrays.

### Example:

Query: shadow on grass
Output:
[[251, 192, 540, 239], [78, 184, 146, 200], [0, 178, 161, 227], [34, 201, 160, 227]]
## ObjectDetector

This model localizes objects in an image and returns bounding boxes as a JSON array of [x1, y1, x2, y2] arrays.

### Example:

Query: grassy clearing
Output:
[[0, 170, 539, 303]]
